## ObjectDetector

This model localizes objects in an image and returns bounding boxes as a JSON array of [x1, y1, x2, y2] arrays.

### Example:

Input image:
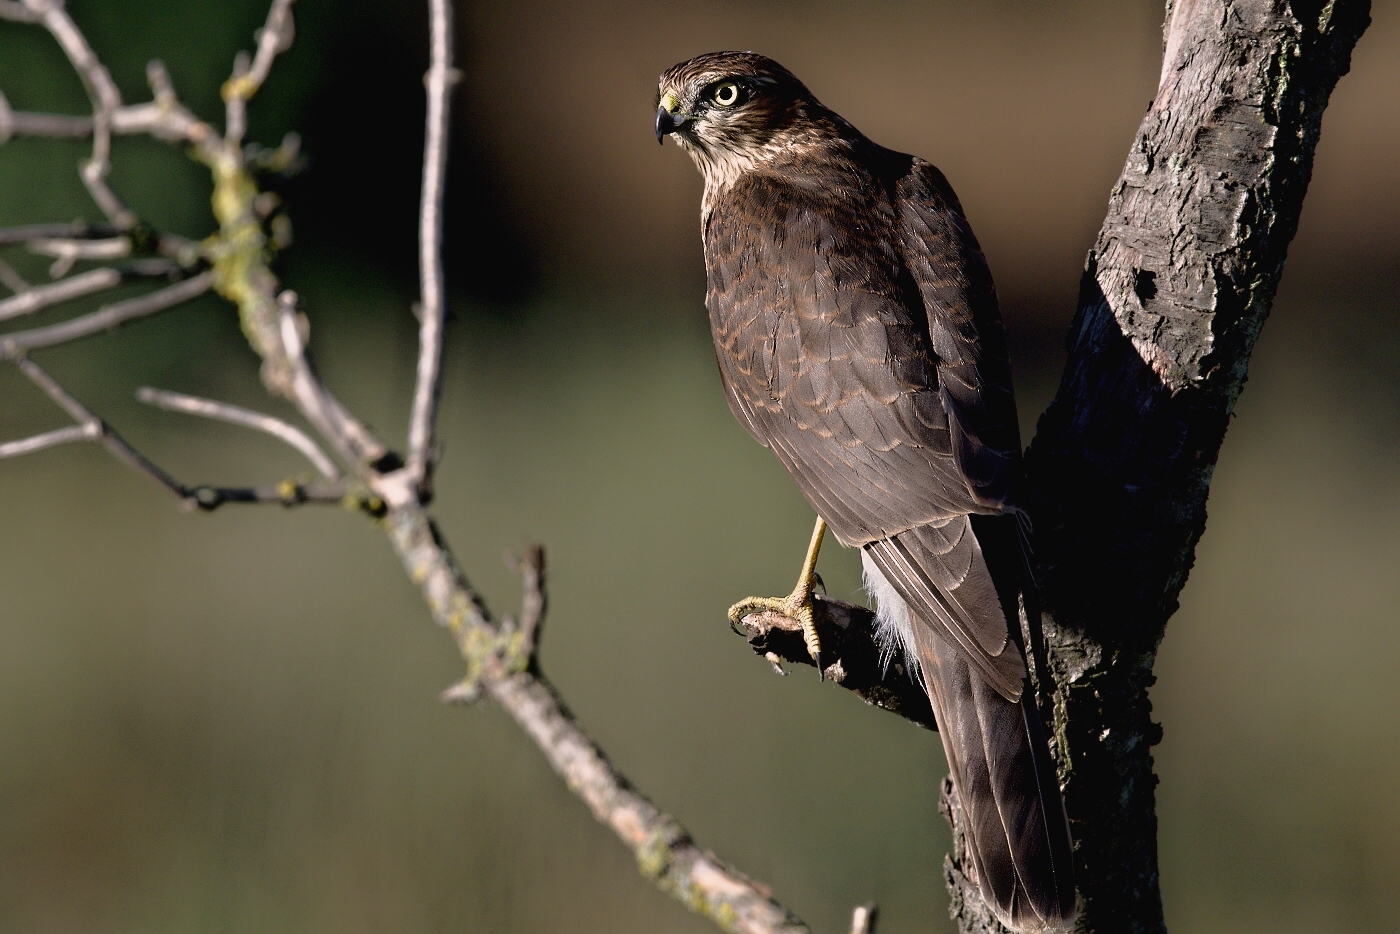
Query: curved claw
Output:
[[727, 591, 825, 679]]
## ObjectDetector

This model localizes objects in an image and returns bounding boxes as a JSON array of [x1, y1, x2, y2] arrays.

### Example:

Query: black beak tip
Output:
[[655, 107, 679, 145]]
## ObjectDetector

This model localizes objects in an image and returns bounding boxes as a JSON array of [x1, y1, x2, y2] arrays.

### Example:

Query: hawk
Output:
[[655, 52, 1075, 931]]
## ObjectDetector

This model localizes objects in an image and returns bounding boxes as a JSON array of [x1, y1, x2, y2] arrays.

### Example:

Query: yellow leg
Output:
[[728, 517, 828, 674]]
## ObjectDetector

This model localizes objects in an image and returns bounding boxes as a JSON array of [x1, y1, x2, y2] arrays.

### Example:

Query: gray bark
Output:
[[995, 1, 1369, 931]]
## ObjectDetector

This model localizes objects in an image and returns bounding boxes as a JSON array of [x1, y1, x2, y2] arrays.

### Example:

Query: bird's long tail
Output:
[[912, 621, 1076, 932], [863, 515, 1075, 932]]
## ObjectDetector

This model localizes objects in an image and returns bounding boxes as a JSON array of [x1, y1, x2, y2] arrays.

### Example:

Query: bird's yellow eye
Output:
[[711, 81, 741, 107]]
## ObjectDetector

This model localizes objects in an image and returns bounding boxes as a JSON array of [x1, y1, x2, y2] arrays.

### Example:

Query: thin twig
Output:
[[136, 386, 340, 479], [516, 545, 546, 661], [490, 670, 810, 934], [5, 110, 92, 136], [7, 357, 347, 509], [0, 267, 121, 322], [1, 272, 213, 356], [12, 354, 183, 491], [0, 223, 118, 247], [223, 0, 295, 147], [273, 290, 365, 469], [21, 0, 133, 228], [13, 354, 94, 424], [0, 258, 29, 295], [0, 90, 91, 140], [403, 0, 458, 491], [246, 0, 296, 89], [28, 235, 130, 277], [0, 423, 99, 459]]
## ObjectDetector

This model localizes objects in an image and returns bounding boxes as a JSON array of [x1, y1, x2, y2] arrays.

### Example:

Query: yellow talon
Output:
[[728, 517, 828, 676]]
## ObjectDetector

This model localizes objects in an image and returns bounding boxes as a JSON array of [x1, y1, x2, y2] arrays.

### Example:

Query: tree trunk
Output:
[[940, 2, 1373, 932]]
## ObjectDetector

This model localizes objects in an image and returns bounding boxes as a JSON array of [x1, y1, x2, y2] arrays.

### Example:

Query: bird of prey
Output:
[[655, 52, 1075, 931]]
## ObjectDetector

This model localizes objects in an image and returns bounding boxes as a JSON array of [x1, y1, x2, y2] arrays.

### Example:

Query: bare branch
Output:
[[246, 0, 296, 89], [12, 353, 95, 424], [0, 90, 90, 140], [20, 0, 133, 228], [28, 235, 129, 277], [492, 669, 811, 934], [223, 0, 296, 146], [7, 357, 347, 509], [11, 353, 184, 491], [0, 258, 29, 295], [403, 0, 459, 491], [136, 386, 340, 479], [112, 100, 217, 149], [0, 423, 98, 459], [1, 272, 213, 355], [0, 267, 120, 322], [273, 290, 374, 470], [515, 545, 546, 662], [0, 222, 117, 247], [377, 502, 808, 933]]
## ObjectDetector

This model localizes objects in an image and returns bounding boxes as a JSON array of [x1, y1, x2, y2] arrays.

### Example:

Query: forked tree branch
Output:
[[0, 6, 835, 929], [17, 0, 132, 227], [2, 356, 343, 508]]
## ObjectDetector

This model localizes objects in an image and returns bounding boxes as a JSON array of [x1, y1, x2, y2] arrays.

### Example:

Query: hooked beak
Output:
[[655, 106, 686, 144]]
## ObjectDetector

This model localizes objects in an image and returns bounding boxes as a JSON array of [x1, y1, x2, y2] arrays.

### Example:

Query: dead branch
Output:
[[397, 0, 458, 500], [1, 272, 214, 355], [0, 267, 122, 321], [136, 386, 341, 480], [3, 356, 344, 509]]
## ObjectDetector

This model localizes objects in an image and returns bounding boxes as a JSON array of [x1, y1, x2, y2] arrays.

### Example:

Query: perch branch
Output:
[[136, 386, 340, 480], [732, 597, 937, 732]]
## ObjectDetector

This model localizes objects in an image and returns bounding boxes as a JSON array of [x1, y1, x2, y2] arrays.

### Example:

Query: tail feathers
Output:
[[913, 621, 1076, 932]]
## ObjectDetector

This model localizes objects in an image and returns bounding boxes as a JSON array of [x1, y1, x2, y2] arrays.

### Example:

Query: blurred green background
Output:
[[1, 1, 1397, 932]]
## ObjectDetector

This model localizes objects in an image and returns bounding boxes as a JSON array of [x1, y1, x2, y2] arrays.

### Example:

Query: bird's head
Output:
[[656, 52, 837, 185]]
